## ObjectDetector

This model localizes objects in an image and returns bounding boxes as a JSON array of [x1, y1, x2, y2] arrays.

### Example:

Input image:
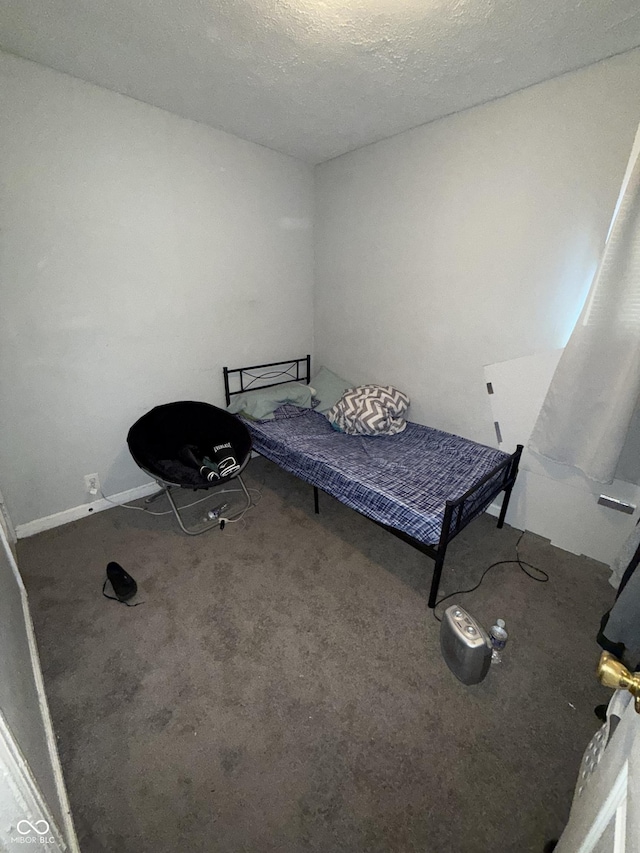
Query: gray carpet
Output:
[[17, 457, 615, 853]]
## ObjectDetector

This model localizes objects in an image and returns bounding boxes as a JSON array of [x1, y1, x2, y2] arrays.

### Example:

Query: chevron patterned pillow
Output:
[[327, 385, 409, 436]]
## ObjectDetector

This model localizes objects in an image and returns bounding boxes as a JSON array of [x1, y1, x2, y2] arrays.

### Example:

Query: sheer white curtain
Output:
[[529, 126, 640, 484]]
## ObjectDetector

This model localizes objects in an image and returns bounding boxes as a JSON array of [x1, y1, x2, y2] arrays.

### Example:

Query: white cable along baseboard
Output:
[[15, 482, 159, 539]]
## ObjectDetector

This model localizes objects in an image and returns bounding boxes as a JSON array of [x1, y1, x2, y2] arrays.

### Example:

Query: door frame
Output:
[[0, 525, 80, 852]]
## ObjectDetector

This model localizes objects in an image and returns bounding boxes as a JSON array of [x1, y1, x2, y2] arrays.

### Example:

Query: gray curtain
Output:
[[529, 131, 640, 484]]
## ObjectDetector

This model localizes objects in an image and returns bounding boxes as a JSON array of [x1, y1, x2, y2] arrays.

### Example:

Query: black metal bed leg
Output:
[[428, 503, 454, 609], [496, 444, 522, 529], [428, 549, 447, 609], [496, 484, 514, 529], [314, 486, 319, 515]]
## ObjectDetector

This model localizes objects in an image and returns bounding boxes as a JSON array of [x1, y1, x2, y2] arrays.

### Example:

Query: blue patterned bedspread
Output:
[[243, 406, 509, 546]]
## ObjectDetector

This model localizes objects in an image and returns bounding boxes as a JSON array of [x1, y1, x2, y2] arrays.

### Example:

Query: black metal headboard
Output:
[[223, 356, 311, 407]]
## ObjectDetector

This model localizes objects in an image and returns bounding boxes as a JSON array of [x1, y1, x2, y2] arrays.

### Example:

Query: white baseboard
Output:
[[485, 501, 501, 518], [15, 482, 160, 540]]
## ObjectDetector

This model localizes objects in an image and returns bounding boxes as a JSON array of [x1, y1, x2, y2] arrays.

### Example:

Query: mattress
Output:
[[243, 406, 509, 546]]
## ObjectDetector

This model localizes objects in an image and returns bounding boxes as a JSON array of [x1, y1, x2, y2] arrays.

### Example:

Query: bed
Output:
[[223, 356, 522, 608]]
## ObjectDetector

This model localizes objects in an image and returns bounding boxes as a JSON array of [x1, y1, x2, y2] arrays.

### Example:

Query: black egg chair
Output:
[[127, 401, 252, 535]]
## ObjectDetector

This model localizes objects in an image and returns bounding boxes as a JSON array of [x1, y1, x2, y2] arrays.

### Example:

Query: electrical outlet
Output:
[[84, 473, 100, 496]]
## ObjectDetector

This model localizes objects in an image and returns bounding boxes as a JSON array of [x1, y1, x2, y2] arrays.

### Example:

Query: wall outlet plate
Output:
[[84, 473, 100, 496]]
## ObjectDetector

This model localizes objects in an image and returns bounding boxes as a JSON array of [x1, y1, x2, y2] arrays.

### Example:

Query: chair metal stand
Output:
[[162, 474, 252, 536]]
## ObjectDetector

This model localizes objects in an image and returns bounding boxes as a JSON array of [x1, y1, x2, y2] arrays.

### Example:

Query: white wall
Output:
[[0, 52, 314, 527], [4, 46, 640, 561], [315, 49, 640, 443], [314, 49, 640, 563]]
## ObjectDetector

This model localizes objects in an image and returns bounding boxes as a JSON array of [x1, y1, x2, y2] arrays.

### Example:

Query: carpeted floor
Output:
[[17, 457, 615, 853]]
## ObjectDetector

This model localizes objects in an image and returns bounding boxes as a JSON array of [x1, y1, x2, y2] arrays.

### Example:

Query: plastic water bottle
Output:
[[206, 503, 228, 521], [489, 619, 508, 664]]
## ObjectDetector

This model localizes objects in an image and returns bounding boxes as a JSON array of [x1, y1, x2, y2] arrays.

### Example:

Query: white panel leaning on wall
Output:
[[484, 350, 640, 569]]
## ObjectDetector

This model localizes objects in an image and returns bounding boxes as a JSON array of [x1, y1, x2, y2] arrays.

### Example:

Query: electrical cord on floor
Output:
[[431, 530, 549, 622], [99, 486, 262, 517], [217, 513, 250, 534]]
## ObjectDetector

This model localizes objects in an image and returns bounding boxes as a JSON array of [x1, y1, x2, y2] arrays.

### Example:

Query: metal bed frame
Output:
[[223, 356, 522, 608]]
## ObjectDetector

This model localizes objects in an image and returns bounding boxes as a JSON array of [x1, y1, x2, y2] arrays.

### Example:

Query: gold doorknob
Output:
[[597, 651, 640, 713]]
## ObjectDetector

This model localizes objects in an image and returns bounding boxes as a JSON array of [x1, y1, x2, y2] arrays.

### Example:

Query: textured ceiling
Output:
[[1, 0, 640, 163]]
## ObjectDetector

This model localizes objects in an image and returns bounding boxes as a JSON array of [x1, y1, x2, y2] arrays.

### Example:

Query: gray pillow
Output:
[[227, 382, 313, 420], [310, 366, 354, 414]]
